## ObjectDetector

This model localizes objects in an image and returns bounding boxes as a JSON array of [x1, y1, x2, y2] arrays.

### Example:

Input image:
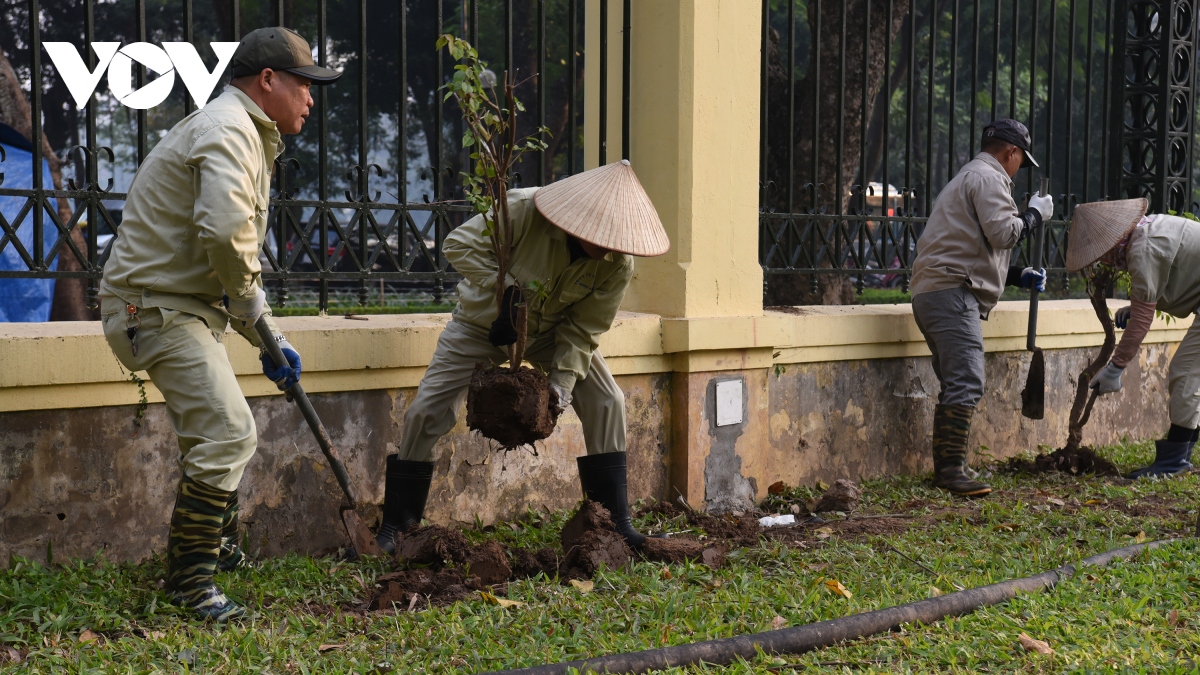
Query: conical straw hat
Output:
[[1066, 198, 1148, 271], [533, 159, 670, 257]]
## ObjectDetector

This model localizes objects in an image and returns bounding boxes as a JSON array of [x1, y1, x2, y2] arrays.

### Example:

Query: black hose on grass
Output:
[[482, 539, 1177, 675]]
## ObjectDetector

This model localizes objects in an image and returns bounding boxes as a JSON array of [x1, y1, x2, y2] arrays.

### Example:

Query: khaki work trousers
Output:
[[101, 299, 256, 492], [1168, 316, 1200, 429], [398, 319, 626, 462]]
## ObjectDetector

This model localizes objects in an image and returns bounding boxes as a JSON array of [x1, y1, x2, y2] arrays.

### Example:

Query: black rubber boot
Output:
[[1127, 440, 1194, 479], [931, 404, 992, 497], [165, 475, 246, 622], [216, 490, 245, 573], [577, 452, 658, 549], [376, 456, 434, 555]]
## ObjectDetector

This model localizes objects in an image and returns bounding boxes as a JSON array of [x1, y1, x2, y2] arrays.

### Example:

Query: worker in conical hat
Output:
[[1067, 198, 1200, 478], [375, 159, 670, 553]]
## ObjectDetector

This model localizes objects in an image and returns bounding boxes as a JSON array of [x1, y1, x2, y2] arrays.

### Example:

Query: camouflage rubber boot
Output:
[[165, 475, 246, 622], [216, 490, 245, 573], [931, 403, 992, 497]]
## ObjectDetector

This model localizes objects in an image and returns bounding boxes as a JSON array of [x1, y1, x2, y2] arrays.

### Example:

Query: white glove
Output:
[[1028, 193, 1054, 221], [1088, 362, 1125, 395], [550, 382, 573, 414], [224, 286, 266, 326], [1114, 306, 1131, 329]]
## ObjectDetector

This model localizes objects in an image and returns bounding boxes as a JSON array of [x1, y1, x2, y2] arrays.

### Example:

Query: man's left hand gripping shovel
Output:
[[255, 317, 384, 557], [1021, 176, 1050, 420]]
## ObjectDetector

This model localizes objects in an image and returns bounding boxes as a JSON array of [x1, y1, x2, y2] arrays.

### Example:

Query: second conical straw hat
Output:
[[1066, 198, 1148, 271], [533, 159, 670, 257]]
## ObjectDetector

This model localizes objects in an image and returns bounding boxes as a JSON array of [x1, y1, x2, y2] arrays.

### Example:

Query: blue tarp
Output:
[[0, 142, 58, 322]]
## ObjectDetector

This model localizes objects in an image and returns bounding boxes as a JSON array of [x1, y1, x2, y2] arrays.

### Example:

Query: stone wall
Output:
[[0, 373, 672, 565], [1, 342, 1170, 565]]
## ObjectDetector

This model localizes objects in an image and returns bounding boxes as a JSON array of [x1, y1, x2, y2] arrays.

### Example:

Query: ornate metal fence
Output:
[[0, 0, 627, 315], [759, 0, 1200, 304]]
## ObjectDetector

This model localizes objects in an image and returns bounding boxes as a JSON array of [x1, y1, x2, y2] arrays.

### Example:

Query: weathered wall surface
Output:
[[754, 344, 1174, 490], [0, 373, 672, 565]]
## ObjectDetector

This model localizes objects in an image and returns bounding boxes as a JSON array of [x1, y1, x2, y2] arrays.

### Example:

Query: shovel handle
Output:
[[255, 317, 359, 509], [1026, 178, 1049, 351]]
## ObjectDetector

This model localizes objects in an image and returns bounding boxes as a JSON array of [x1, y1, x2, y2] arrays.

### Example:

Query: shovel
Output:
[[1020, 177, 1049, 420], [255, 317, 384, 557]]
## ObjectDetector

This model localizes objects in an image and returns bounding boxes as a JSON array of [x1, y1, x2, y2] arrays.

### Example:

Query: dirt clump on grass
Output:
[[1003, 446, 1121, 477], [809, 479, 862, 513], [466, 364, 560, 448], [394, 525, 473, 565], [560, 501, 633, 578]]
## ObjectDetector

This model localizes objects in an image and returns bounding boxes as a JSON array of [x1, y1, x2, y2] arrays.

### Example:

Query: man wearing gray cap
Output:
[[99, 27, 339, 621], [908, 119, 1053, 497]]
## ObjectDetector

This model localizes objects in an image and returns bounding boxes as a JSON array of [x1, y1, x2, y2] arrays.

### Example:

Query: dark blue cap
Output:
[[982, 119, 1039, 168]]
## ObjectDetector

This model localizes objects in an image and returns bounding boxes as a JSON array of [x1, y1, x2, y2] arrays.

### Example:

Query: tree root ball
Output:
[[466, 363, 560, 448]]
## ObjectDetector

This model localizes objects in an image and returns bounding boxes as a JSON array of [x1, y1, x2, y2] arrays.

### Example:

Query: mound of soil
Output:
[[1003, 446, 1121, 477], [810, 479, 862, 513], [560, 500, 632, 577], [394, 525, 473, 565], [466, 364, 560, 448], [467, 541, 512, 585]]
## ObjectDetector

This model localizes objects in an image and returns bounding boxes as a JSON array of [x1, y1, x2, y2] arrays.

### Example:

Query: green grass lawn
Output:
[[2, 439, 1198, 674]]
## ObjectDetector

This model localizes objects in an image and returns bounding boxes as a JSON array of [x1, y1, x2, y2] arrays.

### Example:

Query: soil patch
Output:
[[369, 568, 475, 610], [466, 364, 559, 448], [1002, 446, 1121, 477], [641, 537, 727, 568], [636, 500, 764, 547]]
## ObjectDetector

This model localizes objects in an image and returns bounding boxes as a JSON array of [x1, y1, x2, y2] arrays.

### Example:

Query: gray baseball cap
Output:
[[230, 27, 341, 84], [982, 118, 1039, 168]]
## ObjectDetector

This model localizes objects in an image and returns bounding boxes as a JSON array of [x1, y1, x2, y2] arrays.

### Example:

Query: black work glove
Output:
[[1016, 208, 1042, 243], [488, 285, 523, 347]]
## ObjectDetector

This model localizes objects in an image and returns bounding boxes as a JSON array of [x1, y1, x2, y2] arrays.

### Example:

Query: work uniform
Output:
[[397, 187, 633, 462], [1110, 214, 1200, 428], [100, 86, 283, 492], [910, 152, 1028, 407]]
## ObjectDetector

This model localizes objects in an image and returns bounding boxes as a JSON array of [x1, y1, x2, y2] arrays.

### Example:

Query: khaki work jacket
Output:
[[100, 86, 281, 345], [444, 187, 634, 391], [910, 152, 1025, 318], [1129, 214, 1200, 318]]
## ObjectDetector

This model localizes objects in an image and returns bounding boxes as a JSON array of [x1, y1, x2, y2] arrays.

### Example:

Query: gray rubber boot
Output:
[[1127, 440, 1194, 479]]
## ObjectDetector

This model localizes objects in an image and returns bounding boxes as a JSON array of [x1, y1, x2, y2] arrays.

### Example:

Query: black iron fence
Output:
[[759, 0, 1199, 304], [0, 0, 627, 316]]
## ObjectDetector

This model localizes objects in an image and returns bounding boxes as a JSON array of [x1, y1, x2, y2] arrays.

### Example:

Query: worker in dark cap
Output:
[[99, 27, 340, 621], [907, 119, 1054, 497]]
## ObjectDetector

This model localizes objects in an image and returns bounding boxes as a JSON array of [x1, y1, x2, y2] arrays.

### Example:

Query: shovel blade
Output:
[[1021, 347, 1045, 420], [342, 508, 384, 557]]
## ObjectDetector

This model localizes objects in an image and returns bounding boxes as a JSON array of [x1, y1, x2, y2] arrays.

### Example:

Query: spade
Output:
[[1021, 177, 1049, 420], [255, 317, 383, 557]]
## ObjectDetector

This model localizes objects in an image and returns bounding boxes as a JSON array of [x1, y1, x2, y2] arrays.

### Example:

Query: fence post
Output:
[[1110, 0, 1196, 211]]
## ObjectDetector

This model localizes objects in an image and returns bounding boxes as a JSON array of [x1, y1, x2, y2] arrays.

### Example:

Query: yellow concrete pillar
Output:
[[585, 1, 768, 510], [621, 0, 763, 320]]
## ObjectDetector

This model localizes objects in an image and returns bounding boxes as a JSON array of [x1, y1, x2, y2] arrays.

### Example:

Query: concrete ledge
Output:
[[0, 300, 1190, 413]]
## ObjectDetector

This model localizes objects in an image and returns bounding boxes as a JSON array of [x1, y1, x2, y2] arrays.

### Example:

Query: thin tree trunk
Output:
[[1064, 269, 1117, 452]]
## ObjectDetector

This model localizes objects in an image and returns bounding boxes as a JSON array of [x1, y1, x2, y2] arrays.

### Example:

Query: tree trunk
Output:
[[1063, 269, 1117, 452], [764, 0, 912, 306], [0, 48, 93, 320]]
